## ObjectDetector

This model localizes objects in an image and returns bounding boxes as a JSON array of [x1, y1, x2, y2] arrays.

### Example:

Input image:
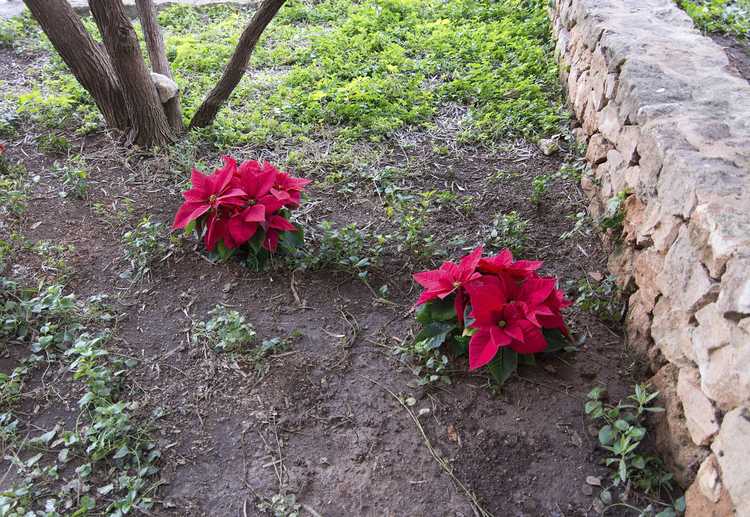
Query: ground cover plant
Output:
[[678, 0, 750, 37], [0, 0, 679, 514]]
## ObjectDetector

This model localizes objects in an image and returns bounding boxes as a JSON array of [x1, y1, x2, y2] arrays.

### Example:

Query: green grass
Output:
[[1, 0, 564, 146], [678, 0, 750, 37]]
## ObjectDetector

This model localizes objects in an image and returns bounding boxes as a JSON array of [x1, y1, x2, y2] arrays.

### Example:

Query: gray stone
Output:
[[717, 254, 750, 318]]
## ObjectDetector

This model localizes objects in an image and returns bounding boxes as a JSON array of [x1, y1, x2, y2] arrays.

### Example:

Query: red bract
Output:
[[413, 246, 483, 325], [413, 247, 571, 372], [172, 155, 308, 255]]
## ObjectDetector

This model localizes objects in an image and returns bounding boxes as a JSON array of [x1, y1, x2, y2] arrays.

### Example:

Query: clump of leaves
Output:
[[32, 240, 76, 280], [121, 216, 173, 282], [192, 305, 256, 353], [394, 334, 451, 387], [485, 211, 528, 255], [599, 190, 629, 236], [303, 220, 384, 280], [36, 133, 71, 154], [572, 275, 623, 323], [53, 159, 89, 199], [586, 385, 684, 515], [530, 173, 552, 205], [258, 492, 301, 517], [677, 0, 750, 37], [0, 157, 28, 216]]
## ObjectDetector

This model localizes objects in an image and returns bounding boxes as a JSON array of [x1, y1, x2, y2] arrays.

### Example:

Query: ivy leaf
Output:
[[487, 348, 517, 385], [414, 322, 455, 349]]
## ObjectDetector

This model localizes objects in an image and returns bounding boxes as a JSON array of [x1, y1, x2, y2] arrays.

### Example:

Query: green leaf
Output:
[[614, 419, 629, 431], [415, 304, 431, 325], [598, 425, 614, 445], [599, 490, 612, 504], [414, 322, 455, 349], [487, 348, 517, 386], [518, 353, 536, 365], [674, 496, 686, 513], [584, 400, 601, 415], [542, 328, 570, 353], [618, 459, 627, 482], [183, 219, 196, 236], [279, 227, 304, 252], [430, 297, 457, 321], [113, 445, 129, 459]]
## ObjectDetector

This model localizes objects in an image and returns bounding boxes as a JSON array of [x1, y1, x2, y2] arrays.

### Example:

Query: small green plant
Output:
[[121, 216, 173, 281], [192, 305, 256, 353], [305, 221, 384, 280], [485, 211, 528, 255], [600, 191, 629, 236], [36, 133, 71, 154], [530, 174, 552, 205], [586, 385, 684, 515], [0, 160, 28, 216], [394, 337, 451, 387], [572, 274, 623, 322], [32, 240, 76, 280], [258, 493, 301, 517], [53, 160, 89, 198], [560, 211, 591, 241]]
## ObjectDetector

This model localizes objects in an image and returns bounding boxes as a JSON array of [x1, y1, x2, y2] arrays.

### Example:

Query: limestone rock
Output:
[[633, 249, 664, 313], [686, 474, 735, 517], [712, 407, 750, 515], [651, 297, 695, 367], [649, 364, 708, 488], [689, 203, 750, 279], [717, 254, 750, 318], [585, 133, 612, 164], [537, 138, 559, 156], [697, 455, 724, 504], [656, 226, 719, 313], [150, 73, 179, 103], [692, 305, 750, 410], [677, 367, 719, 446]]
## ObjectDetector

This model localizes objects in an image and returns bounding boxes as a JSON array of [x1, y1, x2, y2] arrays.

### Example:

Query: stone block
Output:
[[717, 254, 750, 318], [712, 407, 750, 515], [689, 204, 750, 279], [692, 304, 750, 410], [585, 133, 612, 165], [651, 297, 695, 367], [677, 367, 719, 446]]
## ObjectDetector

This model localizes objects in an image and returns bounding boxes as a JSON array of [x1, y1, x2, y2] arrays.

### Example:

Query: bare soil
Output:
[[0, 45, 638, 516]]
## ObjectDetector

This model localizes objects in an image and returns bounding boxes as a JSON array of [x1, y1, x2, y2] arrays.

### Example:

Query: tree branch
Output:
[[135, 0, 184, 133], [188, 0, 287, 129]]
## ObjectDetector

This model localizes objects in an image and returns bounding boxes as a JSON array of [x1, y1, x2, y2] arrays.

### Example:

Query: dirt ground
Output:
[[0, 39, 639, 516]]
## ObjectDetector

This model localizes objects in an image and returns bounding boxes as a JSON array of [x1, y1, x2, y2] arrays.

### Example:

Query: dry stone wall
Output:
[[550, 0, 750, 515]]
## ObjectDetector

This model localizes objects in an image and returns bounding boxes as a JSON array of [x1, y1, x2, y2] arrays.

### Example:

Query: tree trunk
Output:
[[22, 0, 129, 131], [189, 0, 287, 129], [135, 0, 184, 134], [90, 0, 173, 147]]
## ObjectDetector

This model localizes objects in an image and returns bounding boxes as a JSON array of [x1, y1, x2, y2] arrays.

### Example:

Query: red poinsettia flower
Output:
[[478, 249, 543, 283], [413, 246, 483, 325], [536, 285, 572, 334], [465, 275, 536, 369], [269, 167, 312, 208], [172, 157, 247, 231], [262, 214, 297, 252], [513, 275, 558, 327]]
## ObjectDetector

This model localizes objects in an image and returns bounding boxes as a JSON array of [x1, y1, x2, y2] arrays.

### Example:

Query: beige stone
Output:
[[617, 125, 640, 164], [649, 364, 709, 488], [690, 203, 750, 279], [633, 249, 663, 313], [573, 70, 590, 119], [656, 226, 719, 313], [597, 103, 621, 142], [677, 367, 719, 446], [651, 297, 695, 367], [585, 133, 612, 164], [623, 165, 642, 192], [604, 72, 619, 100], [712, 407, 750, 515], [697, 455, 724, 503], [693, 304, 750, 410], [717, 254, 750, 318], [622, 195, 646, 244], [685, 476, 735, 517]]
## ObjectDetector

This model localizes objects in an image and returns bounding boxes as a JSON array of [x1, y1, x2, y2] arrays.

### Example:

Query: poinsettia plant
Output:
[[412, 246, 573, 385], [173, 156, 310, 266]]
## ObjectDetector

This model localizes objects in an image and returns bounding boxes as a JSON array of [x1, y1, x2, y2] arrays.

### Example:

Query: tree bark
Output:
[[135, 0, 184, 134], [189, 0, 287, 129], [90, 0, 173, 147], [22, 0, 129, 131]]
